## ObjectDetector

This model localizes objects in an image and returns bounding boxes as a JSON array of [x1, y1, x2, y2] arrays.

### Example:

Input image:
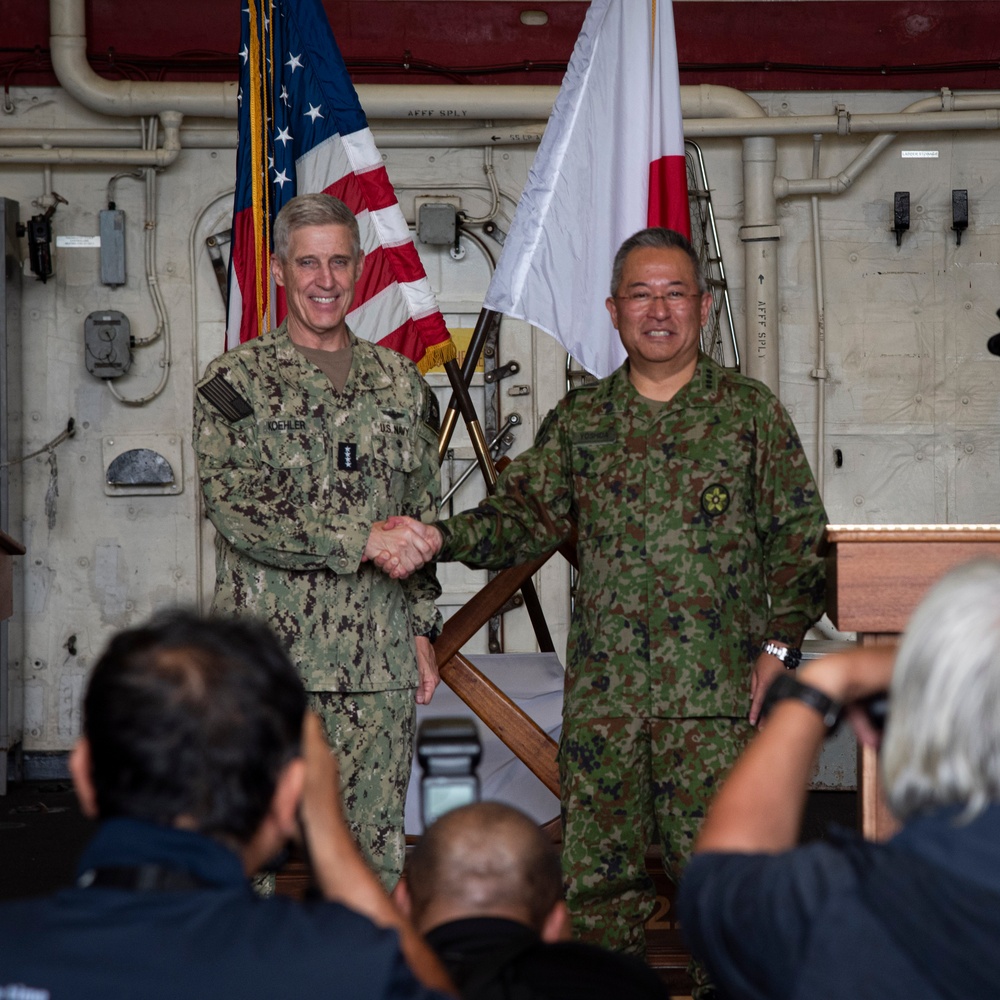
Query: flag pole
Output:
[[437, 307, 501, 464], [442, 356, 555, 654]]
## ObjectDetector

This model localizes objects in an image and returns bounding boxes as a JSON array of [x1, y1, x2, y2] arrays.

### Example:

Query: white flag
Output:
[[484, 0, 689, 378]]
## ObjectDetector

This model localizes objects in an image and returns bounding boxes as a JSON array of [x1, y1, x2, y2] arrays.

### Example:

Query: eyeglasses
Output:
[[614, 290, 702, 311]]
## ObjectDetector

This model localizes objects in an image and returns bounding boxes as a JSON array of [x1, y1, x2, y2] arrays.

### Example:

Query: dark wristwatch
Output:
[[761, 672, 842, 729], [762, 640, 802, 669]]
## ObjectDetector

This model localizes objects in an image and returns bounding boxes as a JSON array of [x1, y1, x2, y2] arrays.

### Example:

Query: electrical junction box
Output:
[[99, 209, 126, 286], [84, 310, 132, 379], [416, 196, 461, 245]]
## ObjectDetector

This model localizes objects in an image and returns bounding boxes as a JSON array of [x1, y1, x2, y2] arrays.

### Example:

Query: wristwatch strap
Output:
[[761, 672, 842, 729]]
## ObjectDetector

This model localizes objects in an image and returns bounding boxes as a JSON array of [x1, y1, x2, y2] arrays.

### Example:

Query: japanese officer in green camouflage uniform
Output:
[[381, 228, 827, 957], [193, 194, 443, 888]]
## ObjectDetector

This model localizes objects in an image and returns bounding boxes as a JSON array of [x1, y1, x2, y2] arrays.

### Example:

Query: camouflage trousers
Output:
[[559, 714, 755, 954], [307, 688, 415, 890]]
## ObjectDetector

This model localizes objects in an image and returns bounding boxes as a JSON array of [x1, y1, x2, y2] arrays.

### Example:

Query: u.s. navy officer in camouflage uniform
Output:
[[382, 228, 827, 956], [193, 193, 442, 888]]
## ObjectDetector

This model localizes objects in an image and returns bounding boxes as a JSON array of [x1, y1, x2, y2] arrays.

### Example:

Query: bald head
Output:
[[405, 802, 564, 933]]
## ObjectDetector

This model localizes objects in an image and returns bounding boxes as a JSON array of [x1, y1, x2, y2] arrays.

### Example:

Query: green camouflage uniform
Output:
[[436, 356, 827, 951], [193, 322, 442, 885]]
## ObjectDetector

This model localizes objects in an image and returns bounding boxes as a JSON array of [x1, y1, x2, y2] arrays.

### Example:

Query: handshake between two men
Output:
[[364, 517, 443, 580]]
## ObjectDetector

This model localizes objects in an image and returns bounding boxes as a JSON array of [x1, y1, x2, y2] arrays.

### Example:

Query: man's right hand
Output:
[[297, 712, 457, 994], [364, 517, 442, 579]]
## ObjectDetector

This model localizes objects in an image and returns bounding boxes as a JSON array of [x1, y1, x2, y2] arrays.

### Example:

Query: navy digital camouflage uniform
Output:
[[436, 355, 827, 951], [193, 322, 442, 885]]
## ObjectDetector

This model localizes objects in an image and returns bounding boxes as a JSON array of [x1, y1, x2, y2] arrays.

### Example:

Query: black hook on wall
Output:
[[952, 189, 969, 246], [892, 191, 909, 248]]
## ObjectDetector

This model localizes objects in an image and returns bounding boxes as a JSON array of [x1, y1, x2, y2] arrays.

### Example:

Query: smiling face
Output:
[[605, 245, 712, 387], [271, 223, 364, 350]]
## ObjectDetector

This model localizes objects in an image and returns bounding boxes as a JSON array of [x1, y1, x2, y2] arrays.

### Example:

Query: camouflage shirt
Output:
[[438, 356, 827, 718], [193, 323, 442, 693]]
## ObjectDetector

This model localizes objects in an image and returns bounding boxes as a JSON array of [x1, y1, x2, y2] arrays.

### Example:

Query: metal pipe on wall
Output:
[[739, 137, 780, 387], [0, 112, 183, 167], [809, 136, 828, 494]]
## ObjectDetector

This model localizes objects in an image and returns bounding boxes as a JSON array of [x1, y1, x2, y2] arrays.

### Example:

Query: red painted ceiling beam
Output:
[[3, 2, 1000, 92]]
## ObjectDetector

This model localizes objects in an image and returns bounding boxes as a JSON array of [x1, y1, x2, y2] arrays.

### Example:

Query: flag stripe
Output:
[[647, 154, 690, 232]]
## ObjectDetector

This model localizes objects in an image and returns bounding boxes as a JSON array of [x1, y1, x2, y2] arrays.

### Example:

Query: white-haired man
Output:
[[678, 558, 1000, 999]]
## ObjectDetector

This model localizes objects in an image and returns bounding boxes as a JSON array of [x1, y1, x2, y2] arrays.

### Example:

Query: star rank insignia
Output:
[[701, 483, 731, 517]]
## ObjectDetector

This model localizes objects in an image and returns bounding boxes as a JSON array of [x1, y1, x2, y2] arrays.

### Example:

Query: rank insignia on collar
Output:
[[701, 483, 730, 516]]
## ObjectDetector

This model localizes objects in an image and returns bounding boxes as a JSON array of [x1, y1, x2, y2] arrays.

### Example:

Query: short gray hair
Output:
[[609, 228, 707, 297], [882, 558, 1000, 822], [272, 193, 361, 261]]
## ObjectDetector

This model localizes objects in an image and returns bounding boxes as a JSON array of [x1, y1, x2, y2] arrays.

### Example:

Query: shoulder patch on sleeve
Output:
[[198, 373, 253, 423], [422, 381, 440, 434]]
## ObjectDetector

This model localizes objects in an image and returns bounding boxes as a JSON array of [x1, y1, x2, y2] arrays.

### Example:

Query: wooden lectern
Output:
[[824, 524, 1000, 840]]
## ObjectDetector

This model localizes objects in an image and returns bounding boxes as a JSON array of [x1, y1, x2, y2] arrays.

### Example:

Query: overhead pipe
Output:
[[49, 0, 236, 118], [0, 126, 236, 152], [0, 111, 183, 166]]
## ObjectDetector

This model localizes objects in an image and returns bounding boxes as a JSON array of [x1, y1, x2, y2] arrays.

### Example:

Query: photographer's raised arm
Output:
[[694, 647, 896, 855], [297, 713, 456, 996]]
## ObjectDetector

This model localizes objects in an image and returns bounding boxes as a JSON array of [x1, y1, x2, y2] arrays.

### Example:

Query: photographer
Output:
[[677, 558, 1000, 1000], [0, 611, 453, 999], [396, 802, 671, 1000]]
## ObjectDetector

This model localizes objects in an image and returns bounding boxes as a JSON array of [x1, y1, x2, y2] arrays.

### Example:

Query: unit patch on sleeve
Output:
[[198, 373, 253, 423], [701, 483, 731, 517]]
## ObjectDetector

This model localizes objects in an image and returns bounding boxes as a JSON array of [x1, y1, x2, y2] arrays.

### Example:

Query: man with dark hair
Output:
[[394, 802, 670, 1000], [194, 191, 443, 886], [0, 610, 453, 1000], [383, 227, 827, 966]]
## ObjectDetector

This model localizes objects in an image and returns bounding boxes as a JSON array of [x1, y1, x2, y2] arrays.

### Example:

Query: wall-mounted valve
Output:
[[951, 189, 968, 246], [891, 191, 909, 248]]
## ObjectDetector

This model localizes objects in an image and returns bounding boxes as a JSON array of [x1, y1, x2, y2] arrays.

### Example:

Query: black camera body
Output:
[[416, 717, 482, 828]]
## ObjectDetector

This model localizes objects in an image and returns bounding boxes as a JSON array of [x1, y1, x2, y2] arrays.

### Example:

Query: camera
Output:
[[862, 692, 889, 732], [416, 717, 482, 828]]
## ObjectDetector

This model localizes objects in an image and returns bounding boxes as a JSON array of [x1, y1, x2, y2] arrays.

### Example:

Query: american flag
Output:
[[227, 0, 456, 373]]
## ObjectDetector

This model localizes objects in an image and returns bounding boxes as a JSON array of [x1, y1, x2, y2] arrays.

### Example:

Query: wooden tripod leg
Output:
[[438, 649, 559, 797], [432, 550, 563, 797]]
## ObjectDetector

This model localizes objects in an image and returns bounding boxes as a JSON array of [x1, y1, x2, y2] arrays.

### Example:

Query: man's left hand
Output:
[[414, 635, 440, 705], [749, 651, 785, 727]]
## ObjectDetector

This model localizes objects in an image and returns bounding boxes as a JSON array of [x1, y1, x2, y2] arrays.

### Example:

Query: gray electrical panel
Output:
[[0, 197, 24, 792], [84, 310, 132, 379], [99, 208, 126, 286], [417, 202, 459, 245]]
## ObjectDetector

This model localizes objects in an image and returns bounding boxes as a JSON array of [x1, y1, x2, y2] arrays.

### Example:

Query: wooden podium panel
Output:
[[825, 525, 1000, 634], [824, 524, 1000, 840]]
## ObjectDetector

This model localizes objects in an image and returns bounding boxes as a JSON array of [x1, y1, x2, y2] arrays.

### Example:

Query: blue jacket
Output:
[[0, 817, 447, 1000], [678, 803, 1000, 999]]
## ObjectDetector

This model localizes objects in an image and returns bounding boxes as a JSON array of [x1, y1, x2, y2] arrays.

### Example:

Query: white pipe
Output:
[[49, 0, 235, 118], [809, 136, 828, 494], [774, 91, 1000, 197], [0, 111, 183, 166], [685, 108, 1000, 138], [740, 137, 780, 388]]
